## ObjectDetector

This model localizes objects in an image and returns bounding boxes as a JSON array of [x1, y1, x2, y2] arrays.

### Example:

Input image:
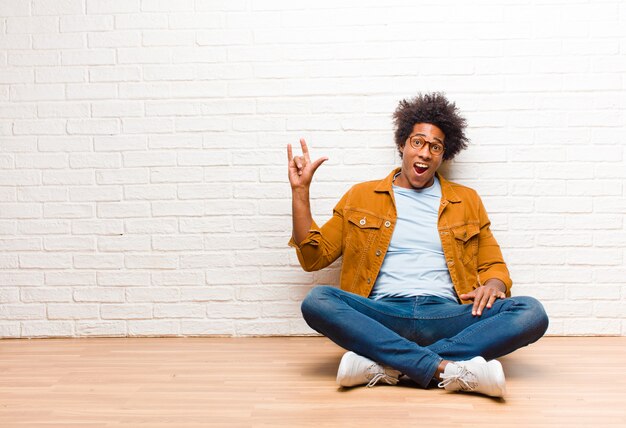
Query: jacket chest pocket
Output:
[[345, 210, 383, 253], [452, 223, 480, 265]]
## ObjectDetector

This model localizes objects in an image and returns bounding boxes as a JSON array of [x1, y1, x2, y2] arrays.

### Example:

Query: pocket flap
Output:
[[347, 211, 383, 229], [452, 223, 480, 242]]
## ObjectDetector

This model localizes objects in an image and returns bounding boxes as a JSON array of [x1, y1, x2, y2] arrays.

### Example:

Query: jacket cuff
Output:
[[287, 220, 321, 249], [479, 271, 513, 296]]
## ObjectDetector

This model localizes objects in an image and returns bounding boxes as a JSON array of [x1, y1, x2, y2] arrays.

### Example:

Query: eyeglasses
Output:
[[407, 136, 445, 156]]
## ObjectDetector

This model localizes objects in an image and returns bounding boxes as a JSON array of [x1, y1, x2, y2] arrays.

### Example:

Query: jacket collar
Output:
[[375, 167, 461, 203]]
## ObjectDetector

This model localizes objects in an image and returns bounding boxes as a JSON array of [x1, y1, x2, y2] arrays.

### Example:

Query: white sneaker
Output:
[[336, 351, 402, 388], [438, 356, 506, 398]]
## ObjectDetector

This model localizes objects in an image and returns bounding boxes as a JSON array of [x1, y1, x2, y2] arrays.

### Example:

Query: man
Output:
[[287, 92, 548, 398]]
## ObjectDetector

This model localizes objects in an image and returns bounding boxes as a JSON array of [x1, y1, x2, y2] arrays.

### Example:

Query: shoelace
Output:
[[366, 365, 398, 388], [437, 364, 478, 392]]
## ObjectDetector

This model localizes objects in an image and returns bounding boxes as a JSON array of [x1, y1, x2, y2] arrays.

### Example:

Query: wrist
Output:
[[483, 279, 506, 293]]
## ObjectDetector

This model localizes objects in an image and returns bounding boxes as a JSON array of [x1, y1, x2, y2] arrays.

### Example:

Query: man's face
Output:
[[395, 123, 445, 190]]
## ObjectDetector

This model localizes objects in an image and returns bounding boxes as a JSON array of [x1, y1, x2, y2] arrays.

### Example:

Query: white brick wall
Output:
[[1, 0, 625, 338]]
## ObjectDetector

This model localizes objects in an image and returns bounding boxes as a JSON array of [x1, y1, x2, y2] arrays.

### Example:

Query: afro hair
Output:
[[392, 92, 468, 161]]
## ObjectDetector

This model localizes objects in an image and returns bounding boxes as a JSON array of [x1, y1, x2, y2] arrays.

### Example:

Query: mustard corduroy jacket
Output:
[[289, 168, 512, 303]]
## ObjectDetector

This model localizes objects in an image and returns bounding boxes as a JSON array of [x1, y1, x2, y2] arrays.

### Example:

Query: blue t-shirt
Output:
[[369, 176, 457, 302]]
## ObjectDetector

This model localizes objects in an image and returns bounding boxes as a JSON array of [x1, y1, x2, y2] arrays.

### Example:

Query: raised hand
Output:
[[287, 138, 328, 190]]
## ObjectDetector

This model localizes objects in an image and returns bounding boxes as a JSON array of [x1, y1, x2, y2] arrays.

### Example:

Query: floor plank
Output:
[[1, 336, 625, 427]]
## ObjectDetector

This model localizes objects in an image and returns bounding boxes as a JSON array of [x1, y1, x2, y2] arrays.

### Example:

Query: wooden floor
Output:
[[0, 337, 625, 427]]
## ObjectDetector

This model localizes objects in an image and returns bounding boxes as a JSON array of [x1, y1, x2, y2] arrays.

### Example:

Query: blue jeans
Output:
[[301, 286, 549, 388]]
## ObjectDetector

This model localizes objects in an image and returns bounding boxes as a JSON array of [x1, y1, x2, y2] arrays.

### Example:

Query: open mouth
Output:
[[414, 162, 429, 175]]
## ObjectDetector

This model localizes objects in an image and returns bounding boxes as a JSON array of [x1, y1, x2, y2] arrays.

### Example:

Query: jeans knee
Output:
[[300, 285, 336, 322], [513, 296, 549, 340]]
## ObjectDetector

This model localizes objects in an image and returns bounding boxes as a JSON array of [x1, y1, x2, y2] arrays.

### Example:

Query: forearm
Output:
[[291, 187, 313, 245]]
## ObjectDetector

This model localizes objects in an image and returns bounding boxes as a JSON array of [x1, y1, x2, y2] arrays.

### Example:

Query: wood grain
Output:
[[1, 336, 625, 427]]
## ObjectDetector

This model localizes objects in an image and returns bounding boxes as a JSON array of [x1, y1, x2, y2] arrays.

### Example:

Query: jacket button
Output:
[[367, 278, 371, 284], [375, 250, 381, 256], [359, 218, 366, 225], [447, 259, 454, 266], [384, 221, 391, 228]]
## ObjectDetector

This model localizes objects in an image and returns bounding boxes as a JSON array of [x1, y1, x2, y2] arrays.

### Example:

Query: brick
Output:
[[124, 184, 176, 200], [567, 249, 622, 266], [18, 219, 70, 234], [236, 320, 291, 336], [205, 268, 259, 285], [62, 50, 115, 66], [125, 254, 177, 269], [0, 1, 31, 16], [9, 52, 58, 66], [122, 118, 173, 134], [21, 288, 72, 303], [179, 217, 232, 233], [44, 236, 94, 251], [117, 48, 170, 65], [69, 153, 122, 169], [0, 304, 45, 320], [0, 272, 43, 286], [152, 201, 204, 217], [178, 151, 229, 166], [38, 203, 90, 226], [150, 167, 203, 183], [86, 0, 139, 14], [154, 303, 204, 318], [88, 31, 141, 48], [0, 322, 20, 338], [19, 254, 72, 269], [97, 202, 150, 217], [181, 320, 234, 336], [124, 218, 177, 234], [45, 271, 95, 286], [48, 304, 99, 320], [73, 254, 124, 269], [74, 288, 125, 303], [97, 271, 150, 286], [206, 302, 261, 319], [22, 321, 73, 338], [142, 31, 195, 47], [32, 33, 85, 50], [38, 136, 91, 152], [98, 235, 151, 252], [126, 287, 179, 302], [61, 15, 113, 32], [179, 287, 233, 302], [67, 83, 118, 100], [101, 304, 152, 320], [152, 235, 203, 251], [0, 255, 18, 269], [89, 67, 141, 83], [10, 84, 65, 101], [0, 170, 41, 185], [53, 179, 112, 202], [0, 203, 42, 219], [94, 136, 147, 152], [32, 0, 83, 15], [152, 271, 203, 286], [563, 319, 620, 335], [0, 238, 42, 251], [179, 254, 232, 269], [67, 119, 120, 135], [93, 101, 144, 118], [115, 13, 167, 29], [122, 152, 176, 168], [13, 119, 66, 135], [95, 169, 148, 185], [149, 135, 202, 149], [128, 320, 180, 336], [76, 321, 126, 336], [43, 170, 94, 185], [36, 68, 86, 84], [71, 219, 123, 235]]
